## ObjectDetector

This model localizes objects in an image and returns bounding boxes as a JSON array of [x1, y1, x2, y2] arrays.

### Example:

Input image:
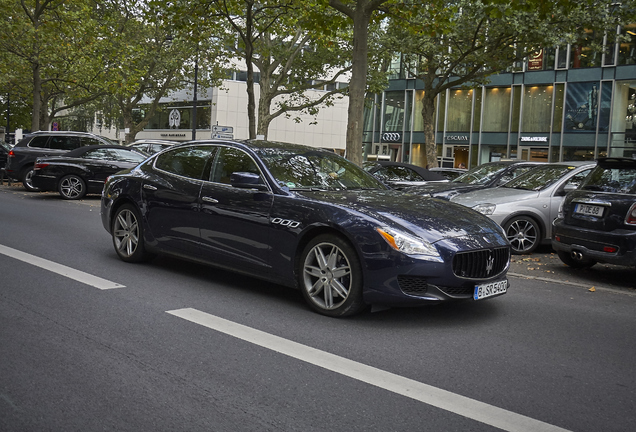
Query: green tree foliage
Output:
[[0, 0, 107, 131], [383, 0, 633, 167]]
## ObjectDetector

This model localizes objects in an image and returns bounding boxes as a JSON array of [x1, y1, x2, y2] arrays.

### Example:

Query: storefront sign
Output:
[[528, 49, 544, 71], [445, 135, 469, 141], [381, 132, 401, 142], [160, 133, 187, 138], [520, 136, 548, 143]]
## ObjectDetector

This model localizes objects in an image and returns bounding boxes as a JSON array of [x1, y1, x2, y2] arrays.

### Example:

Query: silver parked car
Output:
[[450, 161, 596, 254]]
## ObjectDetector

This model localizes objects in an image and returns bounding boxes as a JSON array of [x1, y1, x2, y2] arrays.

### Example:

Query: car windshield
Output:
[[580, 164, 636, 194], [257, 148, 386, 191], [453, 163, 508, 185], [503, 165, 576, 191]]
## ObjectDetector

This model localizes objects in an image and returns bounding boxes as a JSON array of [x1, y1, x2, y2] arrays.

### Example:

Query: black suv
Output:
[[5, 131, 116, 190], [552, 157, 636, 269], [404, 160, 543, 200]]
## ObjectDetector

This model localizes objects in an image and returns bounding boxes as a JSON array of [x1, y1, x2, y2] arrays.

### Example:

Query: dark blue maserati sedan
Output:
[[101, 140, 510, 316]]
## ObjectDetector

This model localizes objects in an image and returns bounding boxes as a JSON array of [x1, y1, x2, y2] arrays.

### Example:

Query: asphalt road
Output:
[[1, 183, 635, 432]]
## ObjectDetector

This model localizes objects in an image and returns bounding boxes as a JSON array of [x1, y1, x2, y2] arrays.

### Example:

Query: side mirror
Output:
[[230, 172, 268, 191]]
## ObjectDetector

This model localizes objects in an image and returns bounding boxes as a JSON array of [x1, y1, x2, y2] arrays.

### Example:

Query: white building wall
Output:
[[212, 79, 348, 150]]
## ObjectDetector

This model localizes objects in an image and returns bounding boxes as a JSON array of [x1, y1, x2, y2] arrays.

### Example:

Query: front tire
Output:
[[59, 174, 87, 200], [504, 216, 541, 254], [111, 204, 152, 263], [556, 250, 596, 269], [298, 234, 366, 317]]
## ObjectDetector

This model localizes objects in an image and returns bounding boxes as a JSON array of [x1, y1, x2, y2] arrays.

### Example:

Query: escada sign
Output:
[[445, 135, 469, 141]]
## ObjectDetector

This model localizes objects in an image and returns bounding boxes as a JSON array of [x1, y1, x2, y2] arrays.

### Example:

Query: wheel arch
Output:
[[292, 224, 362, 288], [500, 211, 547, 241]]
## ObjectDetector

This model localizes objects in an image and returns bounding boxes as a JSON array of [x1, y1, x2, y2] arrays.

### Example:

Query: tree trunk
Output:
[[422, 94, 438, 168], [344, 8, 371, 167], [31, 61, 41, 131]]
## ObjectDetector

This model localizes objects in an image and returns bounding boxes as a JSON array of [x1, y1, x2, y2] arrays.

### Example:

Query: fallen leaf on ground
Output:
[[589, 287, 596, 292]]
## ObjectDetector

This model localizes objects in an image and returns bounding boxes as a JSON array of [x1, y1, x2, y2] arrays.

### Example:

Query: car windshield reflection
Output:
[[257, 148, 386, 191]]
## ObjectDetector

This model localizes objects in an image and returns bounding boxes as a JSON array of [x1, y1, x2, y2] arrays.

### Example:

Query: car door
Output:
[[197, 145, 275, 274], [142, 145, 214, 255]]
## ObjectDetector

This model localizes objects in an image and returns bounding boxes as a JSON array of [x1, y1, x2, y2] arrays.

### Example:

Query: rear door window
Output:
[[49, 136, 81, 150], [155, 146, 215, 180], [81, 137, 103, 147], [27, 136, 50, 148]]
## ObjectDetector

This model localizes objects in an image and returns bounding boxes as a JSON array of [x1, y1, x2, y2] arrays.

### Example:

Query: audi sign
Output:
[[381, 132, 402, 143]]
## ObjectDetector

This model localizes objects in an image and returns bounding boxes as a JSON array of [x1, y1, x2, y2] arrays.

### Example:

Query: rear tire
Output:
[[111, 204, 152, 263], [557, 250, 596, 269], [298, 234, 367, 317], [21, 168, 40, 192], [59, 174, 87, 200]]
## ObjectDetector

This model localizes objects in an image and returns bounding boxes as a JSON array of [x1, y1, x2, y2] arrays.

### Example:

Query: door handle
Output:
[[202, 196, 218, 203], [143, 184, 157, 191]]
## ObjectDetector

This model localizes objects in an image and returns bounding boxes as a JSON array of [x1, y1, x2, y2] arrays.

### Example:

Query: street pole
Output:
[[192, 51, 198, 141]]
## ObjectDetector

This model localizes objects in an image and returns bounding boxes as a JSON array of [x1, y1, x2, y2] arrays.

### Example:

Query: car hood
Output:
[[296, 189, 507, 245], [450, 186, 539, 207]]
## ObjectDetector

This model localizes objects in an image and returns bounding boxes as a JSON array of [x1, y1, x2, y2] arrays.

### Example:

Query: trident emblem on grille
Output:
[[485, 254, 494, 275]]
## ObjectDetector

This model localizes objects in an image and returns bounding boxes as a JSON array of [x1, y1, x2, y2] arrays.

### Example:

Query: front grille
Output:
[[397, 275, 428, 296], [452, 247, 510, 279], [437, 285, 473, 296]]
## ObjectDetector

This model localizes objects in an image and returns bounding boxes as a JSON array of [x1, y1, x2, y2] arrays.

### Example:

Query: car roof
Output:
[[64, 144, 135, 157], [596, 157, 636, 168]]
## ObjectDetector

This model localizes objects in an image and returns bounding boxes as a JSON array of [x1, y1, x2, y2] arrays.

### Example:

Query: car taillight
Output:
[[8, 150, 14, 158], [625, 203, 636, 225], [33, 162, 49, 170]]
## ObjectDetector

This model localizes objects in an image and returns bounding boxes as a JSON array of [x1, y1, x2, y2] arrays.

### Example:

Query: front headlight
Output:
[[473, 203, 496, 215], [376, 227, 441, 260]]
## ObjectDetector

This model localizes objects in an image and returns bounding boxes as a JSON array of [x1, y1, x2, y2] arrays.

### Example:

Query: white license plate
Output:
[[474, 280, 508, 300], [574, 203, 604, 217]]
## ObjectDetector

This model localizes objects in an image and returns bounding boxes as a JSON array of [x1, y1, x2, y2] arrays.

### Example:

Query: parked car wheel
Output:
[[556, 250, 597, 269], [111, 204, 152, 263], [504, 216, 540, 254], [299, 234, 366, 317], [59, 174, 87, 200], [21, 167, 40, 192]]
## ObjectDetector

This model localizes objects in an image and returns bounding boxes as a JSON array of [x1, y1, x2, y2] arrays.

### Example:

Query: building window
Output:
[[383, 91, 404, 132], [482, 87, 511, 132], [564, 82, 599, 132], [618, 24, 636, 65], [522, 85, 553, 133], [570, 29, 604, 68], [446, 89, 473, 132]]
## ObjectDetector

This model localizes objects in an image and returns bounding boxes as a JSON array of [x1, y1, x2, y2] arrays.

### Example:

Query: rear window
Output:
[[580, 165, 636, 194]]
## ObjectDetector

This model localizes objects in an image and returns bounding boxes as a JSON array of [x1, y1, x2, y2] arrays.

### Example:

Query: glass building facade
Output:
[[363, 24, 636, 168]]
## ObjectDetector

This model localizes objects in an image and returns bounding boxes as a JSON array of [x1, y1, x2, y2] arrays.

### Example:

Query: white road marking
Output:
[[0, 244, 125, 289], [167, 308, 571, 432]]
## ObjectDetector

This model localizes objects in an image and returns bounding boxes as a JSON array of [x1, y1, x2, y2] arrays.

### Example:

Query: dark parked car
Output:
[[31, 145, 147, 199], [404, 160, 544, 200], [5, 131, 116, 191], [363, 160, 446, 189], [127, 139, 178, 155], [430, 167, 466, 180], [552, 157, 636, 268], [1, 141, 11, 177], [102, 140, 511, 317]]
